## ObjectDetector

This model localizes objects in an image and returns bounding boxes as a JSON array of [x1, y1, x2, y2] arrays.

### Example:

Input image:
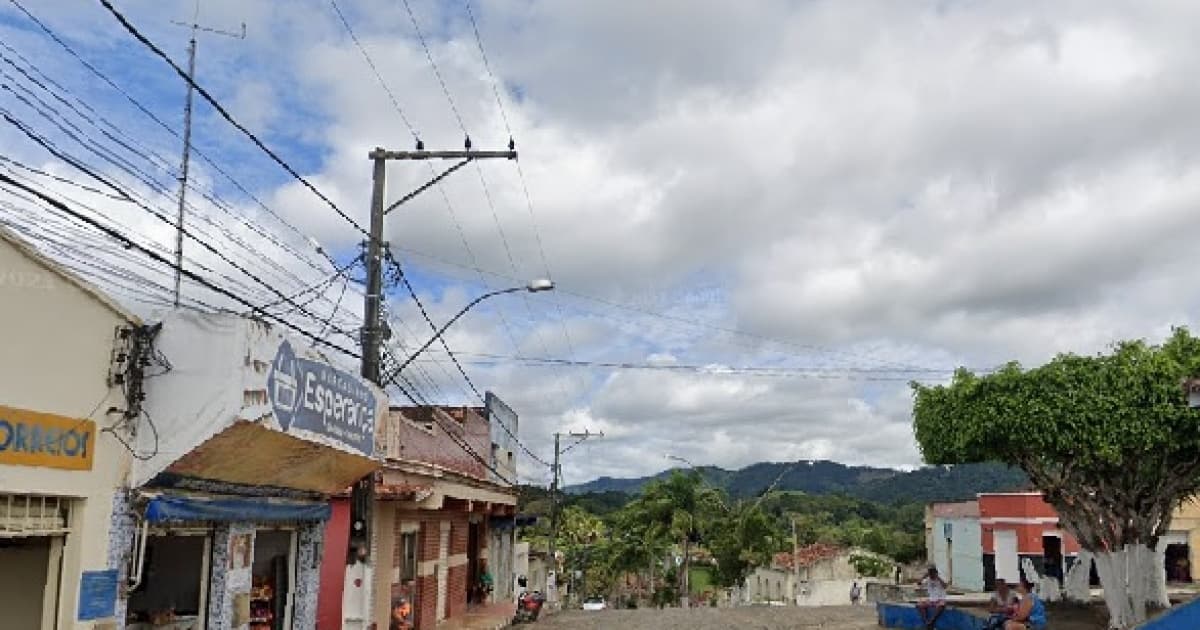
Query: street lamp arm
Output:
[[385, 286, 522, 382]]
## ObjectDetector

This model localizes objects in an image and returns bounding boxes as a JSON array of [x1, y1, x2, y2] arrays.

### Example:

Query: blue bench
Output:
[[1138, 597, 1200, 630], [876, 602, 989, 630]]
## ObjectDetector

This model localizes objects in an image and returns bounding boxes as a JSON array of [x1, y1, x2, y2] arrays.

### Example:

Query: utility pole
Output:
[[792, 516, 799, 605], [169, 9, 245, 306], [350, 141, 516, 554], [547, 429, 603, 606]]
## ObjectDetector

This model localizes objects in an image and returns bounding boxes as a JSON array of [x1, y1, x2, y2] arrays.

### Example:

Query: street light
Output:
[[383, 279, 555, 383]]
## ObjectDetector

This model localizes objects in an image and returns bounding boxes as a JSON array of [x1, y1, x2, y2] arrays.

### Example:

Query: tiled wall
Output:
[[207, 522, 254, 630], [293, 522, 323, 629], [105, 488, 136, 624]]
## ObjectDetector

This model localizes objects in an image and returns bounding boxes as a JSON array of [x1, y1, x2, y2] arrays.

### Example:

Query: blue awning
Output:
[[145, 494, 330, 524]]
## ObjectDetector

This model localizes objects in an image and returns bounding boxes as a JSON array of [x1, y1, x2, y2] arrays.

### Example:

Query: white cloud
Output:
[[6, 0, 1200, 483]]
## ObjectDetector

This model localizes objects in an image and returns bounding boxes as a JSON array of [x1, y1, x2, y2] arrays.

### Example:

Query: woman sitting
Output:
[[1004, 576, 1047, 630]]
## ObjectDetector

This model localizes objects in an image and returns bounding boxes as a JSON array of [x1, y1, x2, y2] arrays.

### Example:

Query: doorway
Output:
[[252, 529, 297, 630], [0, 536, 61, 630], [1165, 544, 1191, 583], [468, 521, 482, 604], [127, 532, 210, 627], [1042, 535, 1063, 583]]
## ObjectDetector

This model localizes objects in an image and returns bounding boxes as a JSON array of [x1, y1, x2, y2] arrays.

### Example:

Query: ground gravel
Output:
[[527, 605, 880, 629]]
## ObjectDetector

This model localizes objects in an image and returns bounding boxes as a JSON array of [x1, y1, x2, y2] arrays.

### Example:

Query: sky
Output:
[[2, 0, 1199, 487]]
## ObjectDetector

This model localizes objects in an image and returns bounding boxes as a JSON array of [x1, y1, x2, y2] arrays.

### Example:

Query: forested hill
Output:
[[564, 461, 1029, 504]]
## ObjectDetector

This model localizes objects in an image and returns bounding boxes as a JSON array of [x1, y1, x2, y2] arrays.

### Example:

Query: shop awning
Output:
[[145, 494, 330, 524]]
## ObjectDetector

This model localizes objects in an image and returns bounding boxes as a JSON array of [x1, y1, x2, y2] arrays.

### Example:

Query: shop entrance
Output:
[[252, 529, 297, 630], [128, 532, 210, 628], [0, 536, 62, 630]]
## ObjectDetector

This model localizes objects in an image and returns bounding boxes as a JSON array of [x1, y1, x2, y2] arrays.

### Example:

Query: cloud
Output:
[[6, 0, 1200, 484]]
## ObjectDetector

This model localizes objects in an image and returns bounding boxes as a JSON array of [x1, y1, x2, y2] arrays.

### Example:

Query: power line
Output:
[[0, 171, 362, 358], [96, 0, 371, 239], [0, 63, 326, 296], [464, 0, 512, 138], [381, 349, 516, 486], [1, 113, 361, 344], [400, 0, 467, 133], [328, 0, 419, 140], [392, 243, 939, 372], [0, 22, 330, 276], [385, 251, 552, 467], [335, 0, 537, 411], [462, 0, 587, 402]]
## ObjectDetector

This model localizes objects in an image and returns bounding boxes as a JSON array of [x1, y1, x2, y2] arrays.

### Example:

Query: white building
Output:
[[123, 309, 386, 629], [0, 226, 140, 629]]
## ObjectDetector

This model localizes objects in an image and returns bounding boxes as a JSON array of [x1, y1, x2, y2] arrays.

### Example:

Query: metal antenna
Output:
[[169, 4, 246, 306]]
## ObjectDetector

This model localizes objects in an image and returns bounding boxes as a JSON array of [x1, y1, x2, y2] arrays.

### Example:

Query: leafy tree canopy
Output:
[[912, 328, 1200, 627]]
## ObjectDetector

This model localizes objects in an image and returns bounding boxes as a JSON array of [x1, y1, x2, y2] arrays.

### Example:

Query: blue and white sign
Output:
[[267, 340, 377, 455], [77, 569, 117, 620]]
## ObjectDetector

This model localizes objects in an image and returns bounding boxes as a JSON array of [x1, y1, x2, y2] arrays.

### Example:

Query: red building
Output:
[[978, 492, 1083, 586]]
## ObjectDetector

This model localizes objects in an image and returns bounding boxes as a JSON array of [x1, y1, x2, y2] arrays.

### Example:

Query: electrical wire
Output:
[[96, 0, 371, 240], [0, 171, 363, 358], [399, 0, 467, 133], [329, 0, 537, 409], [328, 0, 419, 140], [2, 117, 364, 345], [386, 250, 553, 467]]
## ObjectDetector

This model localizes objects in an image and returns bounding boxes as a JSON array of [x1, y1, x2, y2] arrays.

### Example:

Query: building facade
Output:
[[360, 404, 518, 630], [979, 492, 1082, 587], [0, 227, 140, 629], [122, 310, 385, 630], [926, 500, 985, 591]]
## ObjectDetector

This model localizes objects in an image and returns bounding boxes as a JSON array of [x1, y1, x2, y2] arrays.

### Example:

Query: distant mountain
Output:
[[565, 460, 1029, 504]]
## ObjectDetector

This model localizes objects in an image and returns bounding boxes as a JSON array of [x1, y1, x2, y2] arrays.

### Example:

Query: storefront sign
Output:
[[0, 405, 95, 470], [77, 569, 118, 620], [267, 340, 377, 455]]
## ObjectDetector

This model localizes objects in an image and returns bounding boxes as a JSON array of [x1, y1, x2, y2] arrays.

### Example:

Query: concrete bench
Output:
[[876, 602, 989, 630]]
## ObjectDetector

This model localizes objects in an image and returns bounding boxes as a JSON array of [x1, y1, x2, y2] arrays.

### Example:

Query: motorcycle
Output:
[[512, 590, 546, 624]]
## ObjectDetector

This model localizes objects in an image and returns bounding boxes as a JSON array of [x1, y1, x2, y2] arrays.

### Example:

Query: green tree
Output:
[[707, 503, 785, 587], [637, 471, 725, 605], [913, 328, 1200, 628]]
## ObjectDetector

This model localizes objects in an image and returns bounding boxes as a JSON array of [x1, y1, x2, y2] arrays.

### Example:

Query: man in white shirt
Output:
[[917, 566, 948, 629]]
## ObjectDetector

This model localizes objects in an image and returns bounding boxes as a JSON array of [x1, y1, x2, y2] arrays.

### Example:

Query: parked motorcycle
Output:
[[512, 590, 546, 624]]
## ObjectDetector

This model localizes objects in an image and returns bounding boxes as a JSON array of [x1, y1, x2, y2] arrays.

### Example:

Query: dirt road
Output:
[[529, 605, 880, 629]]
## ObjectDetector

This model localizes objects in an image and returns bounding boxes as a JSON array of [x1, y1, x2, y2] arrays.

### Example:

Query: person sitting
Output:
[[1004, 576, 1047, 630], [985, 580, 1018, 630], [917, 566, 948, 629]]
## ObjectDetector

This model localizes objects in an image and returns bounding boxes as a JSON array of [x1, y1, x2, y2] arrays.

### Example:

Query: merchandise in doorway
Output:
[[251, 530, 295, 630]]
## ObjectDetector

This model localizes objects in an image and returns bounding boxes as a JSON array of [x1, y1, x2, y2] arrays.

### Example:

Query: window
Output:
[[400, 532, 417, 581]]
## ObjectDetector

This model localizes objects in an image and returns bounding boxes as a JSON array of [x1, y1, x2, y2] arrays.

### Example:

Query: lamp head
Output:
[[526, 278, 555, 293]]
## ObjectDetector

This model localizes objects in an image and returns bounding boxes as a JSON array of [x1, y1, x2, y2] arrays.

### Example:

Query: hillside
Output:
[[565, 460, 1028, 504]]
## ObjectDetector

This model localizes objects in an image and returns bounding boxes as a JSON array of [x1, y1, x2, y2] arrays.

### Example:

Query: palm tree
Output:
[[638, 471, 726, 606]]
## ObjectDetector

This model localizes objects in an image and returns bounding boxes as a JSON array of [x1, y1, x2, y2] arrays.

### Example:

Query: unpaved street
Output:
[[529, 605, 880, 629]]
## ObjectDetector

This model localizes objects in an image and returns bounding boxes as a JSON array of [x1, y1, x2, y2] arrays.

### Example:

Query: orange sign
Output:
[[0, 405, 95, 470]]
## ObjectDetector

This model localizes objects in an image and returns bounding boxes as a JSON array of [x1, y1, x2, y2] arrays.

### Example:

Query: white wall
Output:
[[932, 517, 985, 591], [744, 566, 792, 603], [134, 310, 387, 487], [0, 233, 135, 629]]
